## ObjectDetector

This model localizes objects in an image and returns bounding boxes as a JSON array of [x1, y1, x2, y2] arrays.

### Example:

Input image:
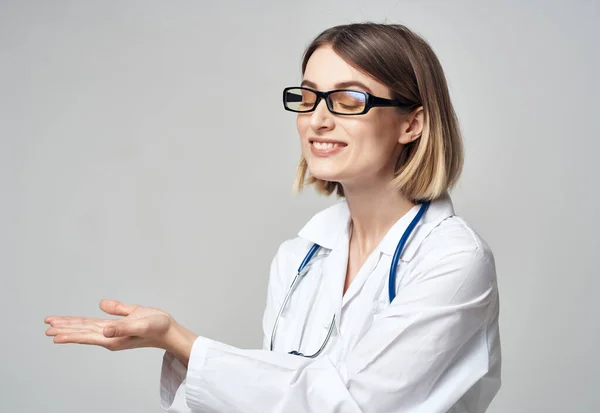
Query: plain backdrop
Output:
[[1, 1, 599, 412]]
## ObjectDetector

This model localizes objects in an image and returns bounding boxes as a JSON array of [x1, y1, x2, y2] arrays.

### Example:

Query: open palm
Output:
[[44, 299, 174, 351]]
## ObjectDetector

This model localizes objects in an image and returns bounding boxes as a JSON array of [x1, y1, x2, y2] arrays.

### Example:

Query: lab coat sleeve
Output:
[[159, 350, 192, 413], [161, 244, 499, 413]]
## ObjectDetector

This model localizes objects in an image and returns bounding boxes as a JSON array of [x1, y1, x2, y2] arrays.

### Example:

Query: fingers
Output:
[[44, 317, 111, 326], [51, 331, 134, 350], [44, 299, 140, 325], [99, 299, 139, 317], [46, 321, 105, 334], [52, 331, 101, 344], [46, 325, 99, 337]]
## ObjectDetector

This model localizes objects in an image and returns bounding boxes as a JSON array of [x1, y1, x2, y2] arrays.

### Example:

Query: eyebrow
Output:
[[300, 79, 374, 94]]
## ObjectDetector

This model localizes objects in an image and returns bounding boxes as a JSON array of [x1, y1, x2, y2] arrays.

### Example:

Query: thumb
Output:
[[103, 319, 149, 338], [100, 299, 138, 317]]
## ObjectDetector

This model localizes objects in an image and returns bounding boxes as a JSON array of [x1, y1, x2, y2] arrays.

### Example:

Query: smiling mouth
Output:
[[309, 139, 348, 150], [308, 138, 348, 157]]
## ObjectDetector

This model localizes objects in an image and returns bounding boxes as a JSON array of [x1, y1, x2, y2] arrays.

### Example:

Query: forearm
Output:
[[164, 321, 199, 368]]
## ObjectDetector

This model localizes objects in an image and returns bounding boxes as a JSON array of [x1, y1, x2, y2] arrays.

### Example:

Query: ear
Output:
[[398, 106, 424, 145]]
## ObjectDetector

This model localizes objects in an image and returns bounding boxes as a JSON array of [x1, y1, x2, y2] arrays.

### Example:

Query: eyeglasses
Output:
[[283, 86, 416, 115]]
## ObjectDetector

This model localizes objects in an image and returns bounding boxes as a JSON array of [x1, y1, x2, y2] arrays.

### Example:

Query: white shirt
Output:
[[160, 193, 501, 413]]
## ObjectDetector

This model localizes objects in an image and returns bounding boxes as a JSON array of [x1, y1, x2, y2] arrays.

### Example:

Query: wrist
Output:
[[164, 319, 198, 368]]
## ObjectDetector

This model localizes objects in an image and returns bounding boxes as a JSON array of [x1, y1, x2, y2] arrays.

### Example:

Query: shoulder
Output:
[[407, 213, 497, 294], [425, 214, 493, 257], [274, 236, 314, 266]]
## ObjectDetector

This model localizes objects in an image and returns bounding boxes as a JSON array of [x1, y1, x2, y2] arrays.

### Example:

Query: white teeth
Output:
[[312, 141, 341, 149]]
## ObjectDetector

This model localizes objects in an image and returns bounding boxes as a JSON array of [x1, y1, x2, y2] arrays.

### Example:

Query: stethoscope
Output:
[[269, 201, 430, 358]]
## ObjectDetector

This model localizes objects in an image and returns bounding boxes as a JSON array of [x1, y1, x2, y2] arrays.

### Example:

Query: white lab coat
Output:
[[160, 193, 501, 413]]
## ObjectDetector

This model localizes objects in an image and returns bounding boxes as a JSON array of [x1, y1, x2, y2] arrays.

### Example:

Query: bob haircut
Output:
[[293, 23, 464, 202]]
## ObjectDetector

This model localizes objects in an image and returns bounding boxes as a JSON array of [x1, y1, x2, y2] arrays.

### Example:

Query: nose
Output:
[[308, 97, 334, 131]]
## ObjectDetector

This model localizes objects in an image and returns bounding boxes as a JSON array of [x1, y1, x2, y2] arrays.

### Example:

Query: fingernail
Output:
[[105, 327, 116, 337]]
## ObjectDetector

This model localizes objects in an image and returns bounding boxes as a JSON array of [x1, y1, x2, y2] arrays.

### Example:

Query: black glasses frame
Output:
[[283, 86, 416, 115]]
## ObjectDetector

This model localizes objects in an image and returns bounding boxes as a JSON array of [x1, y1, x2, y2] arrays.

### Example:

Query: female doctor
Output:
[[44, 23, 501, 413]]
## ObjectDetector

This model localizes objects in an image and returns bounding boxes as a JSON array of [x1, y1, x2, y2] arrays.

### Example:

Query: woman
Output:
[[45, 23, 501, 413]]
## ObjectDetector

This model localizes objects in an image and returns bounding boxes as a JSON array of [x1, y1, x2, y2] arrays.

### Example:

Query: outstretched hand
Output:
[[44, 299, 175, 351]]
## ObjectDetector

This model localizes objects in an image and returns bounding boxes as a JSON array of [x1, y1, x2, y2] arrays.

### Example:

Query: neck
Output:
[[343, 182, 415, 257]]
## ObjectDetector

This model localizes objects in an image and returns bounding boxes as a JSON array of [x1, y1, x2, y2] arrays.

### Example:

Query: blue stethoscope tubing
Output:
[[271, 201, 430, 357], [388, 201, 429, 302], [298, 200, 429, 302]]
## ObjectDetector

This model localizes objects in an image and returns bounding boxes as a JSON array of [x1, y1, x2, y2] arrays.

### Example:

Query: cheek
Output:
[[373, 113, 401, 146], [296, 115, 308, 136], [296, 116, 312, 157], [345, 117, 400, 163], [344, 117, 395, 150]]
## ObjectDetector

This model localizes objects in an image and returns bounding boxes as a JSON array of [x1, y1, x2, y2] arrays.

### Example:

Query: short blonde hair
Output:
[[293, 23, 463, 202]]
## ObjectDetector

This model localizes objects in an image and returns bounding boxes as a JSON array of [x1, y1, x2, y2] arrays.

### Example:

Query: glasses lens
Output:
[[285, 88, 317, 112], [330, 91, 366, 114]]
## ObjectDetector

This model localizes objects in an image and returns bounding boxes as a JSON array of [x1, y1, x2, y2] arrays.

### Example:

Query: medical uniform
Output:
[[160, 193, 501, 413]]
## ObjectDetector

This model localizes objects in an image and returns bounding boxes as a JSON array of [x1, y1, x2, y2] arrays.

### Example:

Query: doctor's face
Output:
[[296, 46, 409, 192]]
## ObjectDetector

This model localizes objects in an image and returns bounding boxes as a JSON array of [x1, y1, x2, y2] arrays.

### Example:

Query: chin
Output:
[[303, 147, 353, 182], [306, 164, 345, 183]]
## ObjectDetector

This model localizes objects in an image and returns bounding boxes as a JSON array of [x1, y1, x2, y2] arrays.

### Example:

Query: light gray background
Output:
[[1, 1, 598, 412]]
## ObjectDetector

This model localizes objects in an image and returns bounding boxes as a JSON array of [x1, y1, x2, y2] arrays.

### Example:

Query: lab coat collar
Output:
[[297, 200, 351, 251], [379, 192, 455, 260], [297, 192, 455, 261]]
